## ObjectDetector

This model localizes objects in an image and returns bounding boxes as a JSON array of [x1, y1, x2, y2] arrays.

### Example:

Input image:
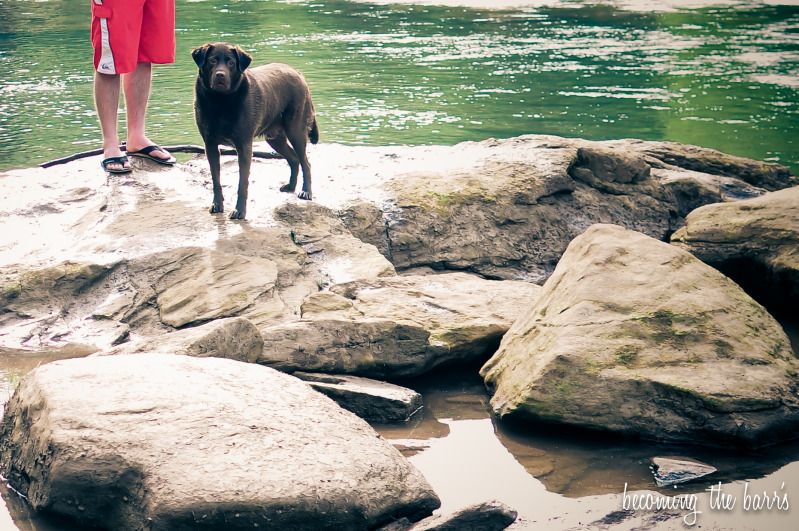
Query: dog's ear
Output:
[[233, 46, 253, 72], [192, 44, 210, 68]]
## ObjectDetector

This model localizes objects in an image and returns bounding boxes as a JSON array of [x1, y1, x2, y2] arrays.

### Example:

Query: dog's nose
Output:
[[214, 72, 227, 82]]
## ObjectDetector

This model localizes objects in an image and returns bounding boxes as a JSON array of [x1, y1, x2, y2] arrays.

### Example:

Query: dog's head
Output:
[[192, 42, 253, 93]]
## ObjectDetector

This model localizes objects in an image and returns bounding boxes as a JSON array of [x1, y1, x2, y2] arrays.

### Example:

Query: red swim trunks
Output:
[[91, 0, 176, 75]]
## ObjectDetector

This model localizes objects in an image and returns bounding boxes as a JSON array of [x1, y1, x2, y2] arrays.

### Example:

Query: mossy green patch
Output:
[[615, 345, 639, 367]]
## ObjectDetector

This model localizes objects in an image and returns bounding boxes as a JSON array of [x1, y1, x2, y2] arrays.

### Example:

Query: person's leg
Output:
[[125, 0, 176, 161], [94, 71, 129, 171], [122, 62, 171, 161]]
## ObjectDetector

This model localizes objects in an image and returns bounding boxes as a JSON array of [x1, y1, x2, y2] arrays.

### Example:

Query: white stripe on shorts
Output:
[[94, 0, 116, 75]]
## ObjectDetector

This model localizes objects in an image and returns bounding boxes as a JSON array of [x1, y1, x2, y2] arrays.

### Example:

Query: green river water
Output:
[[0, 0, 798, 172]]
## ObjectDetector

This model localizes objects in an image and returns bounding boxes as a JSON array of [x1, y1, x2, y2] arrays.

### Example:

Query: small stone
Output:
[[650, 457, 717, 487]]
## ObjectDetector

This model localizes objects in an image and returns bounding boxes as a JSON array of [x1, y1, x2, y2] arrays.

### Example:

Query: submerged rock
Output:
[[672, 186, 799, 313], [650, 457, 717, 487], [0, 354, 440, 530], [293, 372, 423, 423], [258, 273, 541, 378], [481, 224, 799, 447]]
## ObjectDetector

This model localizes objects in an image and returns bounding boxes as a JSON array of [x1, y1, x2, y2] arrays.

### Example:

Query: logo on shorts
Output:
[[100, 62, 113, 71]]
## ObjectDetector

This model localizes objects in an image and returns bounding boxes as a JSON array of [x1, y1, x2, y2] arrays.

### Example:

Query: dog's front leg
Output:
[[206, 142, 224, 214], [230, 142, 252, 220]]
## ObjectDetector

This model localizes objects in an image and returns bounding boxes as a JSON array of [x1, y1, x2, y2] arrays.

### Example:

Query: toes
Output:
[[298, 191, 312, 201], [229, 210, 246, 220], [210, 204, 224, 214], [279, 184, 296, 193]]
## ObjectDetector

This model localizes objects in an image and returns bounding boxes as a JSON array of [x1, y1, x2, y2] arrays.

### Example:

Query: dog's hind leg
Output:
[[268, 135, 300, 194], [286, 125, 312, 201], [205, 142, 224, 214], [230, 142, 252, 220]]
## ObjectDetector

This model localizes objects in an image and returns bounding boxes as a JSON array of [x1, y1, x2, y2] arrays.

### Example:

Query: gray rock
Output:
[[293, 372, 423, 423], [632, 140, 797, 191], [343, 136, 795, 283], [481, 224, 799, 447], [380, 500, 518, 531], [0, 354, 440, 530], [672, 186, 799, 312], [106, 317, 264, 363], [258, 273, 542, 378], [152, 247, 279, 328], [651, 457, 717, 487]]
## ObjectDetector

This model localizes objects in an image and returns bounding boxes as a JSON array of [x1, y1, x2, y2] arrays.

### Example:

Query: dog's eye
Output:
[[209, 58, 218, 65], [228, 60, 235, 67]]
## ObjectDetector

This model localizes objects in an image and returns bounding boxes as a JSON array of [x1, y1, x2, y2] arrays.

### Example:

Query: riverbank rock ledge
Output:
[[672, 186, 799, 313], [0, 354, 440, 530], [480, 224, 799, 447], [1, 135, 795, 372]]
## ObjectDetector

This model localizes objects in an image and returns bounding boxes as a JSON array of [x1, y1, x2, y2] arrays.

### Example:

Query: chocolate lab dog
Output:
[[192, 42, 319, 219]]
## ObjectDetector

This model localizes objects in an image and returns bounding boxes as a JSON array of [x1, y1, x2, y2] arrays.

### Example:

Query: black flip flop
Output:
[[101, 155, 132, 174], [127, 145, 177, 166]]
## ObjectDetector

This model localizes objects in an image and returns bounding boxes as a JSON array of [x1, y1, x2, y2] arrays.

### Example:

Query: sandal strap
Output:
[[102, 156, 129, 166], [130, 145, 165, 156]]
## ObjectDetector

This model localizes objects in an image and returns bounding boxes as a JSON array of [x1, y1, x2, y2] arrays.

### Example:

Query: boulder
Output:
[[0, 354, 440, 530], [293, 372, 423, 423], [481, 224, 799, 447], [258, 273, 542, 378], [672, 186, 799, 313], [343, 136, 794, 283]]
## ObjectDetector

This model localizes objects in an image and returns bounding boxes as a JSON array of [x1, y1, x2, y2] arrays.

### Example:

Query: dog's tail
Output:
[[309, 118, 319, 145]]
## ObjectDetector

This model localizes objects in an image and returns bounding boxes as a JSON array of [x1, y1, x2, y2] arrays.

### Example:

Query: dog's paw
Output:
[[280, 183, 296, 193], [229, 209, 246, 220], [297, 191, 313, 201], [210, 203, 224, 214]]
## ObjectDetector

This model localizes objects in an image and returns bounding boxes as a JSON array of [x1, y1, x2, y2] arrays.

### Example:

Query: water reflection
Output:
[[375, 364, 799, 527], [0, 1, 797, 171]]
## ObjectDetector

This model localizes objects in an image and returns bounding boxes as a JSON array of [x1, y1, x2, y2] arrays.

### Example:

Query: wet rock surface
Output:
[[293, 372, 423, 423], [480, 224, 799, 447], [0, 354, 440, 530], [650, 457, 717, 487]]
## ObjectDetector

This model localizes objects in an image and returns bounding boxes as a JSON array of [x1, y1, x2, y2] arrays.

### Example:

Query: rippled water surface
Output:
[[0, 0, 798, 171]]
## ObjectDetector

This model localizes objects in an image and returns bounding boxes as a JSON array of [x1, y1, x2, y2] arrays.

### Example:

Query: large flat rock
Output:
[[481, 224, 799, 447], [1, 136, 793, 356], [0, 354, 440, 530], [343, 136, 795, 283]]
